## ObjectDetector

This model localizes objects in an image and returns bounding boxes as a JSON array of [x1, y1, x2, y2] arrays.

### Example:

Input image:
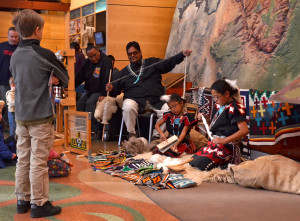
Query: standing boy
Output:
[[10, 9, 69, 218]]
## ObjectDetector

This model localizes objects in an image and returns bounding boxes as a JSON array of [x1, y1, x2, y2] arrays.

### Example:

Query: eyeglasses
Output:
[[87, 52, 98, 59], [212, 95, 224, 101], [169, 103, 179, 109], [127, 51, 139, 57]]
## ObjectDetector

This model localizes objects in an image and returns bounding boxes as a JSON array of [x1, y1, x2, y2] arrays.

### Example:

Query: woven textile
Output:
[[168, 174, 197, 188], [249, 89, 279, 145], [240, 89, 250, 119], [135, 173, 172, 190], [187, 87, 213, 118], [191, 141, 233, 171], [249, 89, 300, 145], [90, 153, 127, 171], [89, 152, 197, 190], [274, 103, 300, 142], [187, 88, 250, 120]]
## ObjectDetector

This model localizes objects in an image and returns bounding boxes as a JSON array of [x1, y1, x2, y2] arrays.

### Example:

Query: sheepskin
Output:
[[134, 153, 300, 195], [94, 93, 124, 123], [122, 137, 156, 157], [133, 152, 235, 185]]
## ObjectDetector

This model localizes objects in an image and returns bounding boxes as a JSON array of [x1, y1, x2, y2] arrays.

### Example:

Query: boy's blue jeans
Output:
[[8, 111, 16, 136]]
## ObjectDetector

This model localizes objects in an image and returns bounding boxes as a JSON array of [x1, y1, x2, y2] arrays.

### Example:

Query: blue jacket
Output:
[[0, 125, 15, 168]]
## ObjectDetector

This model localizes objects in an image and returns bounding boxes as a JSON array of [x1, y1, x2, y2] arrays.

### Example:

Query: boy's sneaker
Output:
[[30, 201, 61, 218], [17, 200, 31, 214]]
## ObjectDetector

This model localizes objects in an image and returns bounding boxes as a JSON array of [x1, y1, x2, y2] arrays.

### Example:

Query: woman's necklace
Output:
[[210, 105, 228, 129], [127, 59, 145, 84], [172, 112, 184, 137]]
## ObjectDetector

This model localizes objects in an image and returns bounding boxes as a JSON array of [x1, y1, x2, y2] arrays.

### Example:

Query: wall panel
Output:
[[70, 0, 95, 10], [0, 11, 65, 52], [0, 11, 13, 39], [106, 0, 177, 70], [108, 0, 177, 8]]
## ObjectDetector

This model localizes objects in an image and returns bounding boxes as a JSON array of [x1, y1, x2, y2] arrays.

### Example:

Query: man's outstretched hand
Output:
[[183, 49, 192, 57]]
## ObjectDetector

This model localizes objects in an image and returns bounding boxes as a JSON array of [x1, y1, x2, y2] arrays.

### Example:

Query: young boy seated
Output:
[[0, 100, 17, 168]]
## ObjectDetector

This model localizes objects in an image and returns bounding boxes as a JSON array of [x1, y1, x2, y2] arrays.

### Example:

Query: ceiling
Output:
[[0, 0, 70, 12], [27, 0, 70, 3]]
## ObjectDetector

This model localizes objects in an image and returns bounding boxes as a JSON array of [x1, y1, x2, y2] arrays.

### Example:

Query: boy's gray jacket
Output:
[[10, 39, 69, 122]]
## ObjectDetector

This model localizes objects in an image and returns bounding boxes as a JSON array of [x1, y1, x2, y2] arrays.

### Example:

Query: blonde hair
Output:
[[12, 9, 44, 38]]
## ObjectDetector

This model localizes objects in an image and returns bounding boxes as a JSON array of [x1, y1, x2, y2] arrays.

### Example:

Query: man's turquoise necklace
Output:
[[127, 59, 145, 84]]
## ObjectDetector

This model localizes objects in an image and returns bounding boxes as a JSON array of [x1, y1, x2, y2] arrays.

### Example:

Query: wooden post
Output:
[[53, 49, 76, 146], [0, 0, 70, 11], [60, 49, 76, 111]]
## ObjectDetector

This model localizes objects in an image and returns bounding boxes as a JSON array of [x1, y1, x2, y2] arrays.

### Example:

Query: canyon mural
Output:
[[166, 0, 300, 91]]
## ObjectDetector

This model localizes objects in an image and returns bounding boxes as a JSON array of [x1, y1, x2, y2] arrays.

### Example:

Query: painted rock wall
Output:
[[165, 0, 300, 91]]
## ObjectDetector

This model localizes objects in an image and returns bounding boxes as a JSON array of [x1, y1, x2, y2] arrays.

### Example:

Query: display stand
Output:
[[64, 110, 92, 156]]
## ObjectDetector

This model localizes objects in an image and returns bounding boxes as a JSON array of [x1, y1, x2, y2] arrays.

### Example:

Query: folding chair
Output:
[[118, 112, 157, 146]]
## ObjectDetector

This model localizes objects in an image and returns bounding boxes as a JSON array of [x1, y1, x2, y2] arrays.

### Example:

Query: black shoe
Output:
[[92, 130, 102, 140], [91, 131, 99, 140], [127, 133, 137, 139], [31, 201, 61, 218], [17, 200, 31, 214]]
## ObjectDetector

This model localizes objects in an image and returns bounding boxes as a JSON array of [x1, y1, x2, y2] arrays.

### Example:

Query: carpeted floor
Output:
[[139, 181, 300, 221], [1, 141, 300, 221], [0, 143, 178, 221]]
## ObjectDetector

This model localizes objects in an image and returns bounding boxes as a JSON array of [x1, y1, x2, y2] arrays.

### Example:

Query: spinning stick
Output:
[[182, 56, 188, 98], [201, 114, 213, 140], [101, 68, 113, 141], [110, 54, 180, 84]]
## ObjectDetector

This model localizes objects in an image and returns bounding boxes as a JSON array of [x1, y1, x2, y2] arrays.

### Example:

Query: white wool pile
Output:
[[160, 95, 171, 103], [132, 152, 153, 160], [137, 137, 148, 146], [133, 152, 235, 185], [149, 154, 185, 173]]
